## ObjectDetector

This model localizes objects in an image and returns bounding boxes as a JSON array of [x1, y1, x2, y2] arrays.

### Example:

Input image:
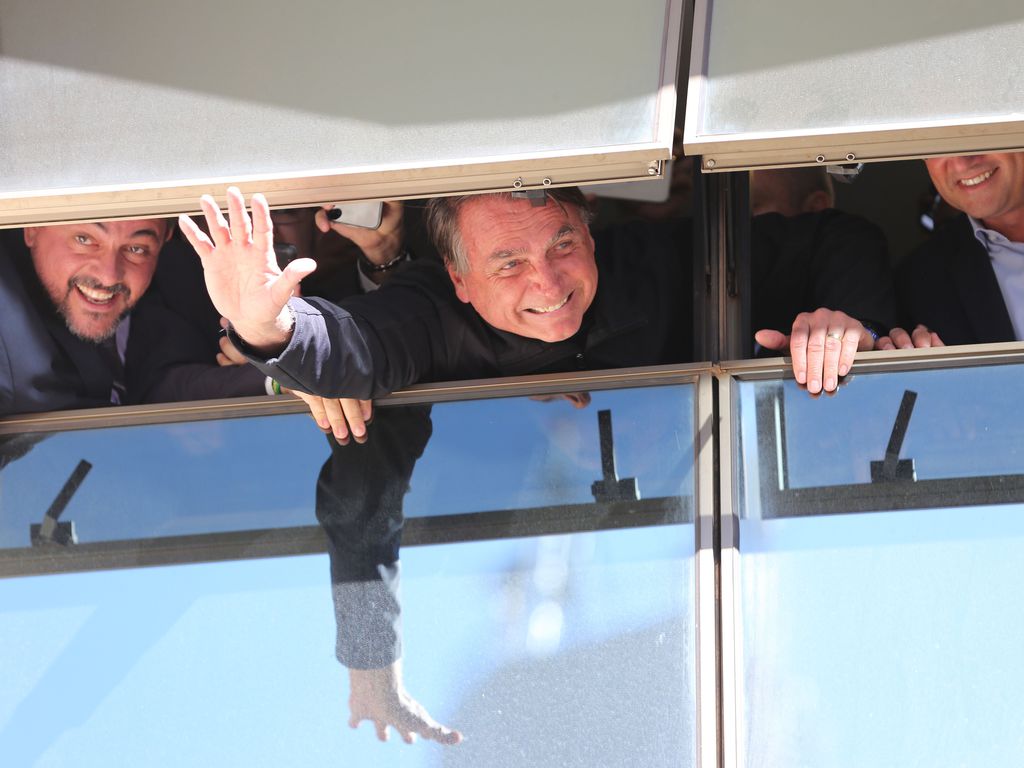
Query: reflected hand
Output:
[[348, 662, 463, 745], [289, 389, 373, 443], [316, 201, 404, 268], [528, 391, 592, 409], [755, 308, 873, 395], [876, 324, 945, 351], [178, 187, 316, 354]]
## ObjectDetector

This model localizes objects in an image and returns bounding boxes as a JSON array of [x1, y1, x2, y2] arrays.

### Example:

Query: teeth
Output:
[[527, 294, 569, 314], [76, 285, 116, 302], [961, 170, 994, 187]]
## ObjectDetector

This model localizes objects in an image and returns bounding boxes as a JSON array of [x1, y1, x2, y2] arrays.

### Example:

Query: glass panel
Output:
[[0, 0, 674, 196], [1, 385, 693, 546], [695, 0, 1024, 137], [737, 363, 1024, 509], [0, 382, 696, 766], [734, 364, 1024, 766]]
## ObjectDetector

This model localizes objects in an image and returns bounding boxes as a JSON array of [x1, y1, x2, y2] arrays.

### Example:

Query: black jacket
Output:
[[895, 213, 1015, 345], [751, 209, 896, 336], [247, 219, 694, 397]]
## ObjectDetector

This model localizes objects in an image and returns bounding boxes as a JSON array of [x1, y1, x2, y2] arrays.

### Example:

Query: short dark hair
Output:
[[425, 188, 592, 274]]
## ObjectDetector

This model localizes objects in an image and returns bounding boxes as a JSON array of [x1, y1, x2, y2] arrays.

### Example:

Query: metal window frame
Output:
[[682, 0, 1024, 172], [0, 0, 686, 228]]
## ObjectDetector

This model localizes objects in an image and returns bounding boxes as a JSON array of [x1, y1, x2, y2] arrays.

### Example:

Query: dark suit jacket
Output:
[[895, 214, 1015, 345], [0, 231, 127, 416], [0, 232, 264, 417], [752, 209, 896, 336]]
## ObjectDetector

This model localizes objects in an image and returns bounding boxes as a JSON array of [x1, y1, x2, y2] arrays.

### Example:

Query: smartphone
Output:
[[326, 201, 383, 229]]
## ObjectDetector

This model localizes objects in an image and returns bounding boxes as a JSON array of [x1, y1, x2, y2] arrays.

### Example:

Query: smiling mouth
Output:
[[75, 284, 119, 305], [959, 169, 995, 187], [524, 292, 572, 314]]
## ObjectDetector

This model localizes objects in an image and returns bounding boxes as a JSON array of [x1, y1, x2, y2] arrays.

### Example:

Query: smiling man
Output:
[[0, 219, 172, 415], [880, 151, 1024, 349], [180, 186, 692, 399]]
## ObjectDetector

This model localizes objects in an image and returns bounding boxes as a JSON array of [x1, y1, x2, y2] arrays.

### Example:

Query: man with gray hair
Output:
[[180, 186, 692, 401]]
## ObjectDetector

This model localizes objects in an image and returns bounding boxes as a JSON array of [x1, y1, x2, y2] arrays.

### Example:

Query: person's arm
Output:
[[315, 405, 460, 744]]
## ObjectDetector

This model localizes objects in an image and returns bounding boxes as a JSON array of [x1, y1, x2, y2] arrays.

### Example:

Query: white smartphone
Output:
[[326, 201, 383, 229]]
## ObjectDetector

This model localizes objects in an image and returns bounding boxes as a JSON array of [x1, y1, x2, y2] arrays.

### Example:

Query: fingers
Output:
[[883, 325, 940, 350], [911, 324, 937, 348], [754, 329, 790, 352], [291, 390, 331, 432], [269, 257, 317, 307], [837, 329, 860, 379], [199, 194, 231, 249], [788, 309, 866, 394], [788, 316, 813, 388], [225, 186, 253, 244], [250, 192, 274, 254], [177, 214, 214, 259], [218, 335, 248, 366], [289, 393, 373, 443]]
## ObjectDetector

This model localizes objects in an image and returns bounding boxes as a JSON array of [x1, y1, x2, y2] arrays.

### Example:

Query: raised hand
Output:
[[179, 187, 317, 355], [315, 201, 404, 271]]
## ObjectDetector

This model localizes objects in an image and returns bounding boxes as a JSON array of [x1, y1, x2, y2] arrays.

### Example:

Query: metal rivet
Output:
[[705, 159, 716, 169], [648, 166, 659, 176], [815, 155, 826, 163], [542, 177, 552, 186], [512, 177, 523, 189], [846, 153, 856, 162]]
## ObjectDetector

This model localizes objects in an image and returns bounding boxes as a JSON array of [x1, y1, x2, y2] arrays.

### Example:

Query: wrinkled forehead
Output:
[[458, 196, 586, 255]]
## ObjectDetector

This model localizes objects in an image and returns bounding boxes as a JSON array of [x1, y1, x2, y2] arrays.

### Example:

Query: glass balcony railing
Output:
[[0, 370, 698, 767], [733, 356, 1024, 767]]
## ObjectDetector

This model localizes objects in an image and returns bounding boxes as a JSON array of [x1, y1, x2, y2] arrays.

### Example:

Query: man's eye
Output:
[[499, 260, 521, 272], [73, 234, 93, 246], [126, 245, 149, 256], [555, 240, 574, 251]]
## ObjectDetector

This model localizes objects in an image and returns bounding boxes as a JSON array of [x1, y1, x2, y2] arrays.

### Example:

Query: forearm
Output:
[[138, 363, 268, 404], [231, 297, 383, 399]]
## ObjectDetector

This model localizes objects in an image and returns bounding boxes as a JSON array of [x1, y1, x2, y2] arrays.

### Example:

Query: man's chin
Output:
[[64, 311, 125, 343]]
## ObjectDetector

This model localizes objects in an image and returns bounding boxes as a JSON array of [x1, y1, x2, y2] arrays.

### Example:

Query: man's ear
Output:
[[23, 227, 37, 248], [447, 264, 471, 304]]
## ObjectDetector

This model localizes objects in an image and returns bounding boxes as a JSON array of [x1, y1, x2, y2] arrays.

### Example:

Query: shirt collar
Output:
[[969, 215, 1013, 249]]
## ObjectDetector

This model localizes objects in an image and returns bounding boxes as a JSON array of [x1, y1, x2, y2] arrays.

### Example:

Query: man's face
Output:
[[925, 153, 1024, 233], [447, 197, 599, 342], [24, 219, 169, 342]]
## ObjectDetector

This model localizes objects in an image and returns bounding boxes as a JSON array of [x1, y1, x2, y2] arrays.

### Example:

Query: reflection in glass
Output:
[[0, 383, 696, 765], [735, 367, 1024, 766]]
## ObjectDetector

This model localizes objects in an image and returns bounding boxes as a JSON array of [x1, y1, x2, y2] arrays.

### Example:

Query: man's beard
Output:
[[57, 276, 133, 342]]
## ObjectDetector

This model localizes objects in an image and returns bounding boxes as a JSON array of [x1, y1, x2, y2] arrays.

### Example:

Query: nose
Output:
[[529, 258, 564, 296], [90, 246, 125, 286]]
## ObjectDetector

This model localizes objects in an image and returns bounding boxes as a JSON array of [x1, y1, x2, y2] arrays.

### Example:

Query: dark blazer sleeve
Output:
[[125, 295, 267, 404], [238, 261, 463, 399]]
